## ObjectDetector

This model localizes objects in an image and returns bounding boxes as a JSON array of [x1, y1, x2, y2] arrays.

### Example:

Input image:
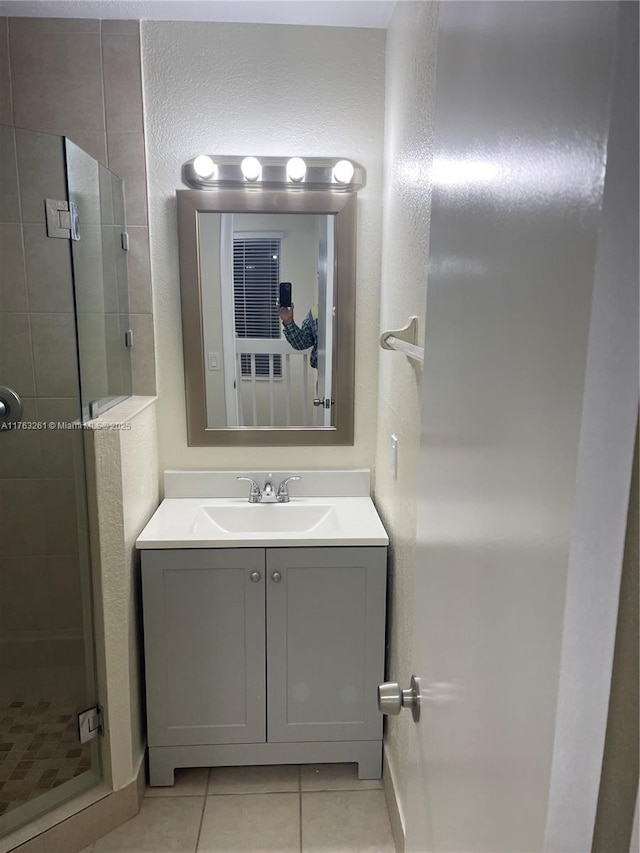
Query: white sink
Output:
[[137, 496, 388, 549], [136, 471, 389, 549], [195, 503, 338, 534]]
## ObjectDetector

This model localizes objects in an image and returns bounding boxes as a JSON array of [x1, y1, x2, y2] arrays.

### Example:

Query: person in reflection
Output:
[[278, 303, 319, 368]]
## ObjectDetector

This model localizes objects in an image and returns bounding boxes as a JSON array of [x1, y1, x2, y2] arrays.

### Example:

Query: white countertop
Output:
[[136, 496, 389, 549]]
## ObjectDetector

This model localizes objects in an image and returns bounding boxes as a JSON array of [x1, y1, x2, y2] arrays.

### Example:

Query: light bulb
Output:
[[286, 157, 306, 182], [241, 157, 261, 181], [193, 155, 216, 179], [332, 160, 355, 184]]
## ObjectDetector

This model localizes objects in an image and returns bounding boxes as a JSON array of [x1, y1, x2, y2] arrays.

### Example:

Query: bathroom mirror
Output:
[[177, 189, 356, 445]]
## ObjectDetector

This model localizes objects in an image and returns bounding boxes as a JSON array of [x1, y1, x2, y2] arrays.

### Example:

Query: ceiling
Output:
[[0, 0, 396, 28]]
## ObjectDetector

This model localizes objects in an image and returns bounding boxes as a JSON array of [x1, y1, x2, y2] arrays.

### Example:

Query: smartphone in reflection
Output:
[[279, 282, 292, 308]]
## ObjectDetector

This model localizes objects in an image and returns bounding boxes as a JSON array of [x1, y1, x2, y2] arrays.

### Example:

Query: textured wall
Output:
[[373, 0, 439, 835], [119, 401, 160, 771], [87, 398, 159, 789], [141, 21, 385, 473]]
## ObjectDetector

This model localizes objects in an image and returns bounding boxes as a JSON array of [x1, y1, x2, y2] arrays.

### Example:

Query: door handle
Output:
[[378, 675, 421, 722]]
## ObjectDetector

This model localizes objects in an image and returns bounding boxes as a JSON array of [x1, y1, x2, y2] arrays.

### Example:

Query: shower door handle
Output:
[[0, 386, 24, 429]]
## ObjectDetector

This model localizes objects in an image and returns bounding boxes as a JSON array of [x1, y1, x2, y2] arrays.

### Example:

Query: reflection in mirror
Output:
[[177, 189, 356, 446], [200, 212, 334, 428]]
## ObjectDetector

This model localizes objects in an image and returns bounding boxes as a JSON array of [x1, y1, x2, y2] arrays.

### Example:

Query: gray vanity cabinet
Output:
[[266, 547, 386, 744], [142, 549, 266, 747], [141, 546, 387, 784]]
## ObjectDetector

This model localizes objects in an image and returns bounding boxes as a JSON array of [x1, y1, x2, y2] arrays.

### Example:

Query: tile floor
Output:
[[78, 764, 395, 853], [0, 701, 91, 820]]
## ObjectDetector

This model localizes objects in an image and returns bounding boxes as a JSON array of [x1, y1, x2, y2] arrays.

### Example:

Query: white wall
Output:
[[373, 1, 439, 834], [88, 398, 159, 790], [141, 21, 386, 474]]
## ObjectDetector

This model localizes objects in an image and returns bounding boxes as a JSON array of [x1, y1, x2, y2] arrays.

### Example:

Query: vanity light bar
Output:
[[182, 156, 365, 191]]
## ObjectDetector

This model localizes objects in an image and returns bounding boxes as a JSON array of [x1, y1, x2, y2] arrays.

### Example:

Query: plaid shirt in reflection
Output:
[[282, 306, 318, 368]]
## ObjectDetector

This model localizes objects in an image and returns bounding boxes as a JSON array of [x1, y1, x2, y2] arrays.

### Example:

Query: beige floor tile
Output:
[[92, 797, 204, 853], [300, 763, 383, 792], [301, 789, 394, 853], [197, 792, 299, 853], [145, 768, 209, 798], [78, 846, 94, 852], [207, 764, 300, 795], [6, 836, 45, 853]]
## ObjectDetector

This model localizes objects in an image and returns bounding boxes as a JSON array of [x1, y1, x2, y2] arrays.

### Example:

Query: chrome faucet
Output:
[[261, 479, 277, 503], [237, 474, 301, 503], [236, 477, 262, 503], [276, 475, 301, 503]]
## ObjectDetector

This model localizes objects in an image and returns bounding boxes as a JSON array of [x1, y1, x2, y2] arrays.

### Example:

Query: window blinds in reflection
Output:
[[233, 236, 282, 377]]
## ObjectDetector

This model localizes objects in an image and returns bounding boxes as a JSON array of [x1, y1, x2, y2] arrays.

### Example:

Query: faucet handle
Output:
[[237, 476, 262, 503], [276, 475, 301, 503]]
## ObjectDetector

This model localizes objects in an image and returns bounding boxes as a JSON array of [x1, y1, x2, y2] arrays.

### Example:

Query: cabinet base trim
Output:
[[148, 741, 382, 786]]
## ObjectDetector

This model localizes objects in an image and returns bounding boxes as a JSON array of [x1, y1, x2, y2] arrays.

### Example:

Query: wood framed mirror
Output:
[[177, 188, 356, 445]]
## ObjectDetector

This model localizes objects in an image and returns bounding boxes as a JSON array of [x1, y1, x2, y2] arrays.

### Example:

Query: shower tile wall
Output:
[[3, 12, 138, 704], [0, 18, 10, 125], [0, 125, 86, 708], [0, 127, 86, 705], [0, 15, 155, 394]]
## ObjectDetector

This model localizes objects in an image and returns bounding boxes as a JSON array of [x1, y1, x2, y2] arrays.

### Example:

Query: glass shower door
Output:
[[0, 125, 101, 836], [66, 139, 132, 421]]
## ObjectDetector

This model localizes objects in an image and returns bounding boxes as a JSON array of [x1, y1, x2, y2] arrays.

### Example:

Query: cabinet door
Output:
[[142, 549, 266, 747], [266, 547, 387, 743]]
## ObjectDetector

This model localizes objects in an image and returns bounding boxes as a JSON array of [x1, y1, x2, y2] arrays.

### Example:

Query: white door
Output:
[[315, 214, 334, 426], [400, 2, 637, 851], [219, 213, 240, 424]]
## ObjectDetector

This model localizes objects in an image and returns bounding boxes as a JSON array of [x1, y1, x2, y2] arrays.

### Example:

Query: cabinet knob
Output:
[[271, 571, 282, 583], [250, 571, 261, 583]]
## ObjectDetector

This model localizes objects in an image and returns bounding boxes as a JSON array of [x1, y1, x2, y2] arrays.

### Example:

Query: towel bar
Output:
[[380, 317, 424, 363]]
